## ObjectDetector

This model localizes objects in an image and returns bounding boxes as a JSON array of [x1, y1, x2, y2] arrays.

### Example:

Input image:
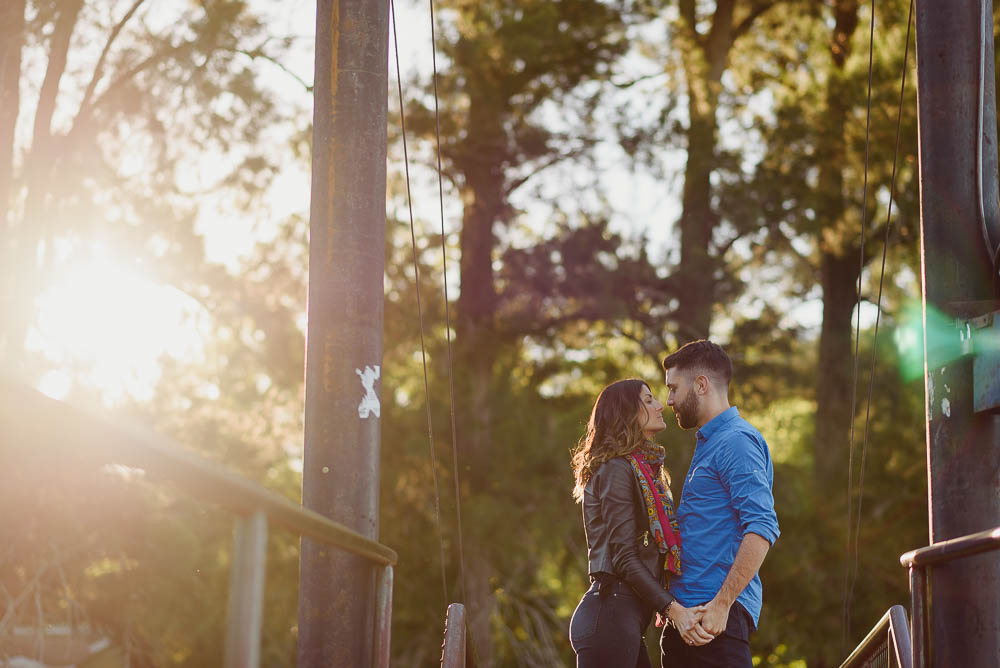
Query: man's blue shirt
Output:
[[669, 407, 780, 628]]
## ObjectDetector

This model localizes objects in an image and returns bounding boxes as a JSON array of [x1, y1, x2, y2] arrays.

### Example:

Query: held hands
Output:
[[658, 602, 713, 646], [699, 596, 731, 637]]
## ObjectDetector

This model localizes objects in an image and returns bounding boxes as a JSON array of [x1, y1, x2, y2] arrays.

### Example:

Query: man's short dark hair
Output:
[[662, 339, 733, 386]]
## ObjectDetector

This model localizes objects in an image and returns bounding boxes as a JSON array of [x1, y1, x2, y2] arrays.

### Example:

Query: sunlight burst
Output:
[[26, 256, 208, 403]]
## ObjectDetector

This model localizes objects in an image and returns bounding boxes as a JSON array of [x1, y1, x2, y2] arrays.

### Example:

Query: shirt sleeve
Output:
[[716, 431, 780, 546]]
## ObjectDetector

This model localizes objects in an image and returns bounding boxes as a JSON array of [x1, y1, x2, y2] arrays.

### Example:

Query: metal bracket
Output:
[[962, 310, 1000, 412]]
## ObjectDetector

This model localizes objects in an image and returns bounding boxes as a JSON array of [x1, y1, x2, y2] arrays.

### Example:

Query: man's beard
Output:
[[673, 390, 700, 429]]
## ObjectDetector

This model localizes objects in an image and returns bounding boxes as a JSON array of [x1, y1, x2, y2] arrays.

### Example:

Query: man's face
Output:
[[666, 368, 700, 430]]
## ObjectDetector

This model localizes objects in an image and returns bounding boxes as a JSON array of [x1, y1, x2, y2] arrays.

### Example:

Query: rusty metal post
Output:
[[297, 0, 389, 665], [915, 0, 1000, 665]]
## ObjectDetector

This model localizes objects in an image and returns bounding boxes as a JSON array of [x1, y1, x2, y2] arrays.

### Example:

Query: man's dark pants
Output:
[[660, 602, 754, 667]]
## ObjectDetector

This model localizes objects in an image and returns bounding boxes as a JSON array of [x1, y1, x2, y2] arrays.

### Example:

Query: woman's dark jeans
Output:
[[570, 578, 653, 668]]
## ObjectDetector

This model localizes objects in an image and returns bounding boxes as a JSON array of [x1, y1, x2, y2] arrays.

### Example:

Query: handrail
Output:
[[1, 378, 398, 566], [839, 605, 912, 668], [900, 525, 1000, 668], [1, 377, 397, 667], [899, 525, 1000, 569]]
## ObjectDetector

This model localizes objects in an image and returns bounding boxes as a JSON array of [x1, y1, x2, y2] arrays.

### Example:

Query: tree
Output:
[[733, 0, 921, 663], [1, 1, 309, 664], [1, 0, 292, 376], [399, 1, 645, 662]]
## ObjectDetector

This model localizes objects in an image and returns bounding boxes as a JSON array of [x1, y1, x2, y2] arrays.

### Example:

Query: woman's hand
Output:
[[666, 602, 714, 646]]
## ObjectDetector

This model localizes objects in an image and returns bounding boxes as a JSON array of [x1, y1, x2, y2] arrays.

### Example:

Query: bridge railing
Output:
[[899, 526, 1000, 668], [839, 605, 912, 668], [1, 378, 398, 667]]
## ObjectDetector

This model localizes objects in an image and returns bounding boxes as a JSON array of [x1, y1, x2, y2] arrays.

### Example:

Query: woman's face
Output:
[[638, 384, 666, 437]]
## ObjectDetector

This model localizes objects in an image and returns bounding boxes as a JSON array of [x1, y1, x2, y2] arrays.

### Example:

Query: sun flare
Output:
[[26, 255, 208, 403]]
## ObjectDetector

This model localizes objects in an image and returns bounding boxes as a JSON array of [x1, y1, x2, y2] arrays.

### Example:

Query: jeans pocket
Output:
[[569, 591, 602, 648], [720, 602, 751, 643]]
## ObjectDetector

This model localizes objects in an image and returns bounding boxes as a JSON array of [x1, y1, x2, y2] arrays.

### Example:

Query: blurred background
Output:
[[0, 0, 956, 665]]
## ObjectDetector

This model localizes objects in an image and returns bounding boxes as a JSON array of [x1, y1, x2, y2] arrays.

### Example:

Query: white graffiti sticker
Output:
[[356, 365, 381, 419]]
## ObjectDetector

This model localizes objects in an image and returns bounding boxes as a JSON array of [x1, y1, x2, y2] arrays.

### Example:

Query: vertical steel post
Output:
[[909, 567, 927, 668], [298, 0, 389, 665], [224, 511, 268, 668], [915, 1, 1000, 665], [373, 565, 394, 667], [440, 603, 467, 668]]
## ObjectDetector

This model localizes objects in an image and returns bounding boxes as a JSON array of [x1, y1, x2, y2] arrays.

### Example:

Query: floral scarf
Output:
[[628, 441, 682, 577]]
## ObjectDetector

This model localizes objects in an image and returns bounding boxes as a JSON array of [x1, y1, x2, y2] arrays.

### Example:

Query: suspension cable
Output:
[[844, 0, 915, 644], [389, 0, 450, 611], [427, 0, 470, 613], [842, 0, 877, 648]]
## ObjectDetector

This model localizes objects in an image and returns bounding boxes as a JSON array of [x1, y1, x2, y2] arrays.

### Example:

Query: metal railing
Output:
[[1, 378, 399, 667], [899, 526, 1000, 668], [840, 605, 912, 668]]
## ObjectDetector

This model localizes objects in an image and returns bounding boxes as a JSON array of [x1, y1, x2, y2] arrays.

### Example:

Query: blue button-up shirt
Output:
[[669, 407, 779, 628]]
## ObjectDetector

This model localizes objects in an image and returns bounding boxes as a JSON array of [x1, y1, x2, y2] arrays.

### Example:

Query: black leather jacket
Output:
[[583, 457, 674, 614]]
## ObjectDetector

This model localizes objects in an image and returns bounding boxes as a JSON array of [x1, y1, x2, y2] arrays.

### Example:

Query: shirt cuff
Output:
[[743, 524, 780, 546]]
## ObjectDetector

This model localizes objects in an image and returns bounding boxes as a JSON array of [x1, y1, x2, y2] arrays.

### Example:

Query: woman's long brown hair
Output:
[[571, 379, 651, 503]]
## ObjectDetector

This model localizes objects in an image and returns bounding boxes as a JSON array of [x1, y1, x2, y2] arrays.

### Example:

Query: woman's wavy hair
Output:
[[571, 379, 652, 503]]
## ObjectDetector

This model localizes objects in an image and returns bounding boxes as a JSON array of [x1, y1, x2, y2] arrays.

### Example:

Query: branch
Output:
[[503, 140, 597, 196], [678, 0, 704, 49], [69, 18, 197, 141], [234, 44, 312, 93], [732, 0, 779, 44], [610, 71, 668, 90], [76, 0, 147, 118], [31, 0, 83, 145], [615, 324, 668, 371]]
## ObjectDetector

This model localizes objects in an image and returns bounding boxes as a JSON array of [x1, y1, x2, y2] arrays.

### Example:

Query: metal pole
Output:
[[915, 1, 1000, 665], [298, 0, 389, 665], [224, 511, 268, 668], [373, 565, 394, 667], [908, 567, 927, 668], [441, 603, 468, 668]]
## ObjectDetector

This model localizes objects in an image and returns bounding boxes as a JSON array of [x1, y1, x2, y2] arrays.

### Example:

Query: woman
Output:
[[569, 379, 710, 667]]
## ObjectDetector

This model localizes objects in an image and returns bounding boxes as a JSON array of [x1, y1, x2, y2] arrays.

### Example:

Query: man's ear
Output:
[[696, 375, 710, 395]]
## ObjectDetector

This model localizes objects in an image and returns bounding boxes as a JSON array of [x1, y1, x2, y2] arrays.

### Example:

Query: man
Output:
[[659, 339, 780, 667]]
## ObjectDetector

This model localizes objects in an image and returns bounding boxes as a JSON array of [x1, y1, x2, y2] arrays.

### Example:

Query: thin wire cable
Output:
[[847, 0, 915, 622], [842, 0, 877, 648], [389, 0, 450, 611], [427, 0, 469, 611]]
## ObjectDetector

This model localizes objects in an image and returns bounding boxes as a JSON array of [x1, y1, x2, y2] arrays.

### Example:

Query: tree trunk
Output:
[[813, 0, 859, 488], [0, 0, 25, 365], [809, 4, 861, 665], [814, 250, 860, 485], [2, 0, 82, 367], [673, 0, 735, 341], [452, 112, 505, 667], [0, 0, 24, 227]]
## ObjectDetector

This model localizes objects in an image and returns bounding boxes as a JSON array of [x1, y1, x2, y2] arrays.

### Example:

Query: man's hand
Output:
[[698, 533, 770, 637], [700, 597, 730, 636], [667, 603, 713, 645]]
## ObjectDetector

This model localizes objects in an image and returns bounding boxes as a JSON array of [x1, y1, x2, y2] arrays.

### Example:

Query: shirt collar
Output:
[[695, 406, 740, 444]]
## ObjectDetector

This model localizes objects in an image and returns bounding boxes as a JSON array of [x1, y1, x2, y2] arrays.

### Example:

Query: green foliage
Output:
[[2, 0, 944, 667]]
